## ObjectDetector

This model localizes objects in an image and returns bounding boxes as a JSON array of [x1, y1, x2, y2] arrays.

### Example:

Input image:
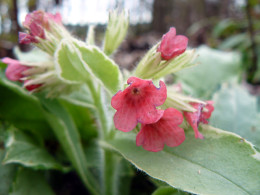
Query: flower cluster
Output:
[[2, 57, 44, 91], [111, 77, 214, 152], [19, 10, 69, 55], [112, 77, 186, 152], [1, 10, 78, 96], [112, 27, 213, 152]]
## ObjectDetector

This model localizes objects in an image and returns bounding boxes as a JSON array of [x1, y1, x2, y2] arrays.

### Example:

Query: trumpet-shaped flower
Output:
[[184, 101, 214, 139], [2, 57, 30, 81], [2, 57, 43, 92], [157, 27, 188, 60], [136, 108, 185, 152], [111, 77, 167, 132]]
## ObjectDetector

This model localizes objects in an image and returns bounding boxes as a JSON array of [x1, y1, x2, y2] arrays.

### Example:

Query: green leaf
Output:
[[152, 186, 188, 195], [176, 46, 242, 99], [40, 98, 100, 195], [3, 129, 63, 170], [218, 34, 249, 50], [210, 84, 260, 148], [14, 47, 51, 62], [0, 71, 52, 138], [103, 150, 134, 195], [84, 141, 134, 195], [60, 84, 95, 109], [0, 149, 17, 195], [103, 126, 260, 195], [59, 99, 97, 142], [75, 42, 122, 94], [10, 168, 55, 195], [212, 19, 245, 38], [55, 40, 89, 82]]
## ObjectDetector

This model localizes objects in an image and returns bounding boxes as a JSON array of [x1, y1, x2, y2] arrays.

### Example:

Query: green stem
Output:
[[40, 98, 100, 195], [87, 80, 110, 139]]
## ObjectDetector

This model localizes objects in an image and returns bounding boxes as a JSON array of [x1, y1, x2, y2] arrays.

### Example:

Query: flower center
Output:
[[132, 87, 140, 95]]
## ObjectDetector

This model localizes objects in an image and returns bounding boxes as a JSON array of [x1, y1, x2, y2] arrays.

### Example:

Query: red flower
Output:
[[157, 27, 188, 60], [2, 57, 30, 81], [136, 108, 185, 152], [184, 101, 214, 139], [24, 80, 42, 91], [111, 77, 167, 132]]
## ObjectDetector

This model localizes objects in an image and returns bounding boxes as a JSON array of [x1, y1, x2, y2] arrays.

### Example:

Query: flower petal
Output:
[[113, 103, 137, 132], [19, 32, 38, 44], [112, 77, 167, 132], [145, 80, 167, 107], [184, 103, 204, 139], [201, 101, 214, 123], [136, 124, 165, 152], [137, 102, 164, 124], [2, 58, 29, 81], [24, 80, 42, 91], [111, 90, 124, 110], [136, 108, 185, 152]]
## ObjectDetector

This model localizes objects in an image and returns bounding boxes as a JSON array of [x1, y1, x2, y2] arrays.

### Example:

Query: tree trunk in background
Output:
[[28, 0, 37, 11], [152, 0, 173, 33], [12, 0, 20, 34], [152, 0, 207, 34]]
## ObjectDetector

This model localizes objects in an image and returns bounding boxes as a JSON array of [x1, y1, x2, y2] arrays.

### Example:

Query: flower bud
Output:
[[157, 27, 188, 60], [2, 56, 78, 96], [134, 27, 196, 80], [103, 10, 129, 56]]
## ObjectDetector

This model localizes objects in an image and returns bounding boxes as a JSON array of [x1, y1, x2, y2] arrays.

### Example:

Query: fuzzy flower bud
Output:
[[157, 27, 188, 60], [135, 27, 196, 79], [103, 10, 129, 56]]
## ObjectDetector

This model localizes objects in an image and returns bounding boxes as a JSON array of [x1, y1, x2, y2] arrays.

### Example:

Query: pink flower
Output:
[[20, 10, 62, 44], [157, 27, 188, 60], [111, 77, 167, 132], [19, 32, 39, 44], [2, 57, 42, 92], [47, 12, 62, 24], [2, 57, 29, 81], [184, 101, 214, 139], [136, 108, 185, 152]]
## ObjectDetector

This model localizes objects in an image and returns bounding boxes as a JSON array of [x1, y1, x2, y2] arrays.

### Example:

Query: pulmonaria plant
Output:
[[3, 9, 253, 195]]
